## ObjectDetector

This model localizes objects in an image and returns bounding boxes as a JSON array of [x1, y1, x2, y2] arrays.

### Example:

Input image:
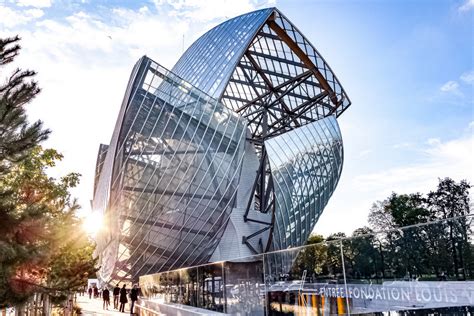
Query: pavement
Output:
[[76, 295, 135, 315]]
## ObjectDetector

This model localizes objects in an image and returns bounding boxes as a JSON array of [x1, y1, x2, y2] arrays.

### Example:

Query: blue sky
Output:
[[1, 0, 473, 235]]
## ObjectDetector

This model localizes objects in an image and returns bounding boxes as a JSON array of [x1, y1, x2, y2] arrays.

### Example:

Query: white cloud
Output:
[[426, 138, 441, 146], [26, 8, 44, 18], [459, 0, 474, 11], [316, 125, 474, 236], [440, 80, 463, 96], [432, 71, 473, 105], [353, 129, 474, 197], [0, 6, 44, 27], [2, 1, 273, 208], [16, 0, 52, 8], [440, 80, 459, 92], [392, 142, 414, 149], [154, 0, 274, 21], [460, 70, 474, 85], [357, 149, 372, 158]]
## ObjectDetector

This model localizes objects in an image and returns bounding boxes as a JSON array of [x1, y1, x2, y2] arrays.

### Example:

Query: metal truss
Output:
[[221, 11, 349, 253], [242, 148, 276, 254]]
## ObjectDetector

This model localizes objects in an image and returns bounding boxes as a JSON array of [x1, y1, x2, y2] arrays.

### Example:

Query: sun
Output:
[[83, 211, 103, 237]]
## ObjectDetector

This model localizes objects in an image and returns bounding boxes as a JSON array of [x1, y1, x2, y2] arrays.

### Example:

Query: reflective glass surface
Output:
[[224, 256, 266, 315], [93, 57, 247, 284], [172, 8, 274, 98], [139, 215, 474, 315], [266, 116, 343, 250]]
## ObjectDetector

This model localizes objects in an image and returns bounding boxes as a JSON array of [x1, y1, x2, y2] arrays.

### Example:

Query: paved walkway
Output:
[[76, 295, 134, 315]]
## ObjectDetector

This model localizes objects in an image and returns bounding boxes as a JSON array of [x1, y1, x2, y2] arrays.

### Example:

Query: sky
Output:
[[0, 0, 473, 236]]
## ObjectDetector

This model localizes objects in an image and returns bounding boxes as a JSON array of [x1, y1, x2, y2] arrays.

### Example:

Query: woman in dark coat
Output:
[[119, 284, 128, 312]]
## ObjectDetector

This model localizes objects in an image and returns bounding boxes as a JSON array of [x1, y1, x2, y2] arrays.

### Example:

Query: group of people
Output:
[[87, 286, 100, 299], [108, 284, 138, 314], [87, 284, 139, 314]]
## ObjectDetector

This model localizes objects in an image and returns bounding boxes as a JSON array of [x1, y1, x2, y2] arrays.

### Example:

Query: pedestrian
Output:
[[103, 287, 110, 310], [113, 283, 120, 309], [119, 284, 128, 312], [130, 284, 138, 315], [93, 286, 98, 298], [88, 287, 92, 299]]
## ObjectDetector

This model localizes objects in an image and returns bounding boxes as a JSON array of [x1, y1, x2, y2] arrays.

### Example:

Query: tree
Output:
[[0, 35, 50, 309], [325, 232, 347, 278], [0, 36, 97, 310], [366, 179, 473, 280], [368, 199, 394, 232], [0, 36, 49, 175], [291, 235, 328, 279], [368, 193, 432, 278], [0, 146, 98, 308], [427, 178, 472, 279], [349, 227, 382, 280], [46, 219, 97, 304]]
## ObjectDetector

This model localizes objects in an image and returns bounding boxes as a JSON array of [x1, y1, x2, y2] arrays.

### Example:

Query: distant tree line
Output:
[[292, 178, 473, 282], [0, 36, 98, 311]]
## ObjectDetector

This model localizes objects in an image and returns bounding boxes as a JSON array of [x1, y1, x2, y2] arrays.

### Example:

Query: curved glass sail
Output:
[[171, 8, 274, 98], [93, 57, 247, 283], [265, 116, 343, 250], [93, 7, 351, 285]]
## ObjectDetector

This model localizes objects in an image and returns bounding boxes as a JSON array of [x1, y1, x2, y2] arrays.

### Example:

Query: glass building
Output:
[[92, 7, 351, 286]]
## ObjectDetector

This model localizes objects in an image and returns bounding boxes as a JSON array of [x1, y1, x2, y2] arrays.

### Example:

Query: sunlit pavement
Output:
[[76, 295, 135, 315]]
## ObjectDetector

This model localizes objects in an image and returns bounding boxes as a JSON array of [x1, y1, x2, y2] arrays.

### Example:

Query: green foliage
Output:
[[295, 178, 472, 283], [0, 36, 98, 309], [0, 146, 98, 308], [388, 193, 430, 226], [47, 231, 97, 303], [0, 36, 49, 174], [292, 235, 327, 276], [427, 178, 472, 279]]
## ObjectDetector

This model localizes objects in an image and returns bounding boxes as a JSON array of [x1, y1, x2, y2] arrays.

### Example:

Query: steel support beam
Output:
[[266, 17, 339, 107]]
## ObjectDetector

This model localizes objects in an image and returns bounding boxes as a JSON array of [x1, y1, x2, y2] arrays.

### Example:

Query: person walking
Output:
[[113, 284, 120, 309], [102, 287, 110, 310], [119, 284, 128, 313], [130, 284, 138, 315], [88, 287, 92, 299], [93, 286, 98, 299]]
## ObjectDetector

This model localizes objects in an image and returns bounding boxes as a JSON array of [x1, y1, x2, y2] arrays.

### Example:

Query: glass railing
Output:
[[139, 214, 474, 315]]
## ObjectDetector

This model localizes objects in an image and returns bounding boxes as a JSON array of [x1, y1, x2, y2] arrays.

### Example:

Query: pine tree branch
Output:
[[0, 36, 21, 66]]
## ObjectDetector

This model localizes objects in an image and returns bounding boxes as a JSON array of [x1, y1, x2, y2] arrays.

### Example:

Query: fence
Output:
[[139, 214, 474, 315]]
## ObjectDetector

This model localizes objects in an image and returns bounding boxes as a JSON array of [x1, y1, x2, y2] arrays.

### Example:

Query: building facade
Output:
[[93, 7, 351, 285]]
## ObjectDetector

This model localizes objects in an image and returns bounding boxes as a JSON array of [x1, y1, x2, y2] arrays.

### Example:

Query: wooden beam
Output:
[[266, 18, 339, 107]]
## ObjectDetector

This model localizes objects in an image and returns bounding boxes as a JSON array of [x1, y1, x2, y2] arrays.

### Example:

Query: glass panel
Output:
[[343, 215, 474, 314], [139, 267, 199, 312], [264, 240, 348, 315], [224, 255, 265, 315], [171, 8, 274, 98], [265, 116, 343, 251], [139, 215, 473, 315], [197, 262, 225, 312]]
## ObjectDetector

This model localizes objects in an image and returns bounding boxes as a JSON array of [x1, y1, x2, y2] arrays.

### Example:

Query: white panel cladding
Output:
[[209, 135, 271, 261]]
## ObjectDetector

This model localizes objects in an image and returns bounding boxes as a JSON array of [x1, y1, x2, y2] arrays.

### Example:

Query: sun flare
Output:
[[83, 211, 103, 237]]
